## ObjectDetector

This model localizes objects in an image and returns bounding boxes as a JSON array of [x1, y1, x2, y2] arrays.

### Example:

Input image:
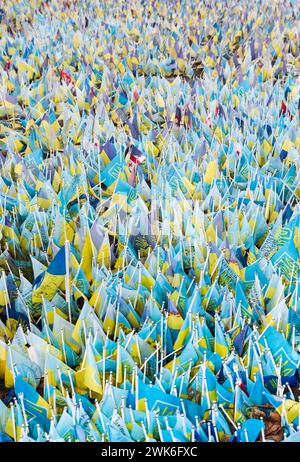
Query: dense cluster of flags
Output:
[[0, 0, 299, 443]]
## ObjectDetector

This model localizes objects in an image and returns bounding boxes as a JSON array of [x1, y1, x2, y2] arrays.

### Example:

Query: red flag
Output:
[[280, 100, 293, 120]]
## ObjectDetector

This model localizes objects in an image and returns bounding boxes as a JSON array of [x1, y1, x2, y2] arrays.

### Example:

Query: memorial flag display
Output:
[[0, 0, 299, 443]]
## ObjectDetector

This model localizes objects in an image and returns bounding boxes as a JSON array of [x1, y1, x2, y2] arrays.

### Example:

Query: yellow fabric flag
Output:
[[81, 230, 95, 282]]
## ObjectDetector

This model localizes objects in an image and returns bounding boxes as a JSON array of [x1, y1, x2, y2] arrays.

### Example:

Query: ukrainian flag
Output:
[[0, 339, 7, 379]]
